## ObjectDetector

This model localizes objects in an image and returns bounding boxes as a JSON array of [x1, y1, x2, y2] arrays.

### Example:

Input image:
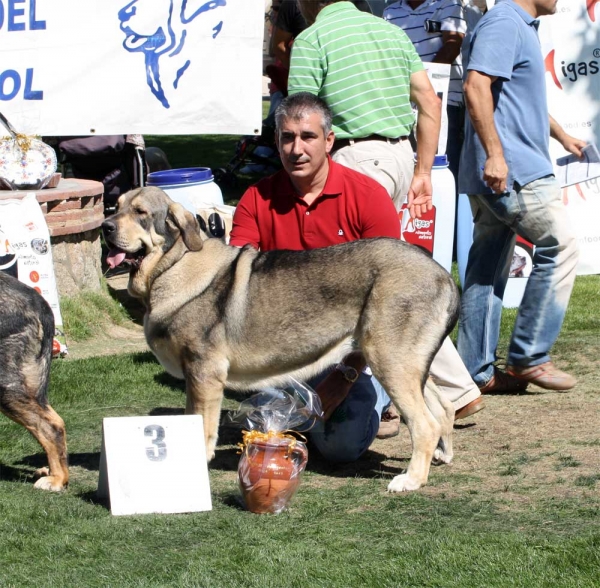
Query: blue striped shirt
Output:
[[384, 0, 467, 105]]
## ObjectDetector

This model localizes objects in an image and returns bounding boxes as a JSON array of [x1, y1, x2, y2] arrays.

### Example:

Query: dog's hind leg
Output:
[[1, 399, 68, 492], [423, 379, 454, 466], [184, 357, 228, 462], [367, 357, 441, 492]]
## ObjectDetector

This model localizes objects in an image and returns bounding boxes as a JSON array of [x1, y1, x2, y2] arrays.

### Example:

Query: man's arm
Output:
[[288, 38, 323, 95], [463, 69, 507, 194], [315, 351, 367, 420], [271, 26, 294, 69], [408, 69, 441, 218], [549, 115, 586, 158], [432, 31, 464, 64]]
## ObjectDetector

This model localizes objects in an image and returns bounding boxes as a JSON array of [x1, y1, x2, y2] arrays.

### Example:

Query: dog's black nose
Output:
[[102, 220, 116, 235]]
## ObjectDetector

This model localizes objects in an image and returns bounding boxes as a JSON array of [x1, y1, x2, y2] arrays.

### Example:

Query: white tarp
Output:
[[539, 0, 600, 275], [0, 0, 264, 135]]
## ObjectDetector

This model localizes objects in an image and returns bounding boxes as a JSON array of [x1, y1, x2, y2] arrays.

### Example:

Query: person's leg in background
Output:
[[332, 139, 414, 210], [504, 176, 579, 388], [458, 193, 516, 387], [458, 176, 578, 391], [446, 103, 465, 261]]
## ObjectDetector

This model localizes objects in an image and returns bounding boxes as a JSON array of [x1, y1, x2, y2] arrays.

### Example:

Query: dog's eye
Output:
[[134, 207, 148, 216]]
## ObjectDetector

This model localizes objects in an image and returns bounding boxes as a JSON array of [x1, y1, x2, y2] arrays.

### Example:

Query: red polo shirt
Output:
[[229, 158, 400, 251]]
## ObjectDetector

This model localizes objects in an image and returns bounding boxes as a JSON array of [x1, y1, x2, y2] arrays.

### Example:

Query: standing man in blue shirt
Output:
[[457, 0, 586, 392]]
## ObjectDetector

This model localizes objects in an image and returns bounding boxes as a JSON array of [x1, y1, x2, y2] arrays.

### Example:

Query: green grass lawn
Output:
[[1, 274, 599, 587]]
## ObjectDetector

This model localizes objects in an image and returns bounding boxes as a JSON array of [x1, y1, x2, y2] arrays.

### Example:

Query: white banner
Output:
[[539, 0, 600, 275], [0, 0, 264, 135]]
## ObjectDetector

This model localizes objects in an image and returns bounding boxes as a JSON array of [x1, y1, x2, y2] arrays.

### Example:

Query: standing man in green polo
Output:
[[287, 0, 486, 429], [289, 0, 440, 215]]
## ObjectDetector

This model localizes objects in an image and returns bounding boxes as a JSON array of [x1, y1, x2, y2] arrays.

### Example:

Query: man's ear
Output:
[[325, 130, 335, 154], [167, 202, 204, 251]]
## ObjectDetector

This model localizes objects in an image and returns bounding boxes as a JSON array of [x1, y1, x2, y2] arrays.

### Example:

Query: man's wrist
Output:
[[335, 363, 360, 384]]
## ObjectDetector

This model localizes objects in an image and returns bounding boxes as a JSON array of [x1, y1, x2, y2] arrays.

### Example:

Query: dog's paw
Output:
[[432, 447, 453, 466], [387, 473, 423, 493], [34, 475, 67, 492]]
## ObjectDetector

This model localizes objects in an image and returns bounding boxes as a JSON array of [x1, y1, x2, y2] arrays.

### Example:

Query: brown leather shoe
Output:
[[478, 367, 529, 394], [454, 396, 485, 420], [506, 361, 576, 391], [376, 404, 400, 439]]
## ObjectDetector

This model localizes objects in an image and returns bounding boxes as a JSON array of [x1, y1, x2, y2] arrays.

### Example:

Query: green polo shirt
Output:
[[288, 1, 424, 139]]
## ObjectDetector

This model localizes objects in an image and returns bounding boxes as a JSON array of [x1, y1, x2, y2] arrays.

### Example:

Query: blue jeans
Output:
[[457, 175, 578, 386], [305, 370, 390, 463]]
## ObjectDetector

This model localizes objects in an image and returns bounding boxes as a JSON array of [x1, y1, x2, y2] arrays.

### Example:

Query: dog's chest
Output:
[[144, 319, 185, 379]]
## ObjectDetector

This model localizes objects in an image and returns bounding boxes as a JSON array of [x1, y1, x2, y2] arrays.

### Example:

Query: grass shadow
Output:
[[131, 351, 161, 365], [0, 462, 38, 484], [305, 446, 408, 480], [154, 371, 186, 391]]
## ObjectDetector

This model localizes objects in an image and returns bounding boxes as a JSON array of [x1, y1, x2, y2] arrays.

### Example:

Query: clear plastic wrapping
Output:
[[227, 380, 323, 514]]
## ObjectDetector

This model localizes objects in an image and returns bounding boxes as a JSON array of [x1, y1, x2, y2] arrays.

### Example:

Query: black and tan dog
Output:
[[0, 271, 68, 491], [103, 187, 460, 492]]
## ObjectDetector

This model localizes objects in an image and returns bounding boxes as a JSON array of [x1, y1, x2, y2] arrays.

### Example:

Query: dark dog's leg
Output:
[[1, 399, 68, 491], [184, 359, 227, 461]]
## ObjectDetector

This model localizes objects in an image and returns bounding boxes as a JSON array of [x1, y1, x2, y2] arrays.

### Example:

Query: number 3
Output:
[[145, 425, 167, 461]]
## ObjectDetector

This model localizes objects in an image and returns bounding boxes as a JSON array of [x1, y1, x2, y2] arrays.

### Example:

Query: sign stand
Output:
[[97, 415, 212, 516]]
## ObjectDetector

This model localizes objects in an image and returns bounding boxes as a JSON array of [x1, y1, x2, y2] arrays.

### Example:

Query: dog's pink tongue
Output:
[[106, 249, 127, 269]]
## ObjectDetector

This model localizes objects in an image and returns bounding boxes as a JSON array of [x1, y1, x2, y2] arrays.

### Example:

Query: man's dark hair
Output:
[[274, 92, 333, 137]]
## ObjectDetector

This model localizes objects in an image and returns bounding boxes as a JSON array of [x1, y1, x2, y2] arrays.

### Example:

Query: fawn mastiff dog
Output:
[[0, 272, 69, 491], [102, 187, 460, 492]]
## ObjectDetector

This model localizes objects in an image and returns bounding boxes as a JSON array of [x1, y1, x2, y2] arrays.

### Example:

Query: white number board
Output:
[[97, 415, 212, 516]]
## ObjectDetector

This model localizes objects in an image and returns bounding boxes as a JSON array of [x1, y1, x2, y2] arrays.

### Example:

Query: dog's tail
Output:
[[36, 298, 55, 407]]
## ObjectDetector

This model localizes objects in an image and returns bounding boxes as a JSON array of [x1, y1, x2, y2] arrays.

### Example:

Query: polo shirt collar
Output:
[[316, 1, 357, 21], [500, 0, 540, 29]]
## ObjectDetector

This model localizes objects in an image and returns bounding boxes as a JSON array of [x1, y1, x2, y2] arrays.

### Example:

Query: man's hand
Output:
[[561, 134, 587, 159], [314, 371, 354, 421], [407, 172, 434, 218], [482, 154, 509, 194], [549, 115, 587, 159]]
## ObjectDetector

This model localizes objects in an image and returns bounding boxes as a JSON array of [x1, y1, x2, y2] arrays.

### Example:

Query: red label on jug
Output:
[[399, 204, 436, 257]]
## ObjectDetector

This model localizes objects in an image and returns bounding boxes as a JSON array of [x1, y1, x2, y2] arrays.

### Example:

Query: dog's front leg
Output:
[[184, 362, 227, 461]]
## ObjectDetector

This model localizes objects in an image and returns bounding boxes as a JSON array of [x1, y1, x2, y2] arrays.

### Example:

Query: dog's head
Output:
[[102, 187, 204, 298]]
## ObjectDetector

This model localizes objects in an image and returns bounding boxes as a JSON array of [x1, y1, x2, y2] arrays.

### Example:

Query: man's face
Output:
[[533, 0, 558, 16], [276, 113, 334, 184]]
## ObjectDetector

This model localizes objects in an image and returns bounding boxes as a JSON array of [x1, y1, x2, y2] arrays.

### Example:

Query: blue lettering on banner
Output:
[[0, 68, 43, 100], [30, 0, 45, 29], [0, 0, 46, 30], [0, 0, 46, 101]]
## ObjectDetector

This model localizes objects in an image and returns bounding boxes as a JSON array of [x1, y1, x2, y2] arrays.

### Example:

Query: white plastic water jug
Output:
[[147, 167, 224, 214], [400, 154, 456, 273]]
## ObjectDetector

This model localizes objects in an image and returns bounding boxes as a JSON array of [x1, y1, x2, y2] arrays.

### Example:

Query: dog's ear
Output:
[[167, 202, 204, 252]]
